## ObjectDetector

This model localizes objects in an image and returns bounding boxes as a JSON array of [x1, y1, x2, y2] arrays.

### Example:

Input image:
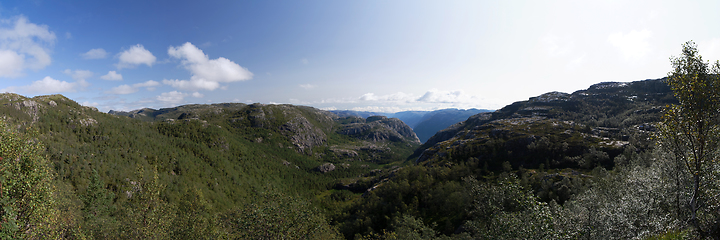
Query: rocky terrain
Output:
[[110, 102, 421, 164], [414, 78, 675, 169]]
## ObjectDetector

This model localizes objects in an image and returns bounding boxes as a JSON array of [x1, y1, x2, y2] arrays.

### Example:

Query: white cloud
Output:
[[100, 71, 123, 81], [359, 93, 377, 101], [82, 48, 108, 59], [192, 92, 204, 98], [301, 58, 309, 65], [607, 29, 652, 61], [166, 42, 252, 90], [157, 91, 187, 104], [0, 15, 56, 77], [116, 44, 156, 69], [0, 50, 25, 76], [417, 89, 476, 103], [354, 90, 478, 107], [62, 69, 93, 81], [81, 101, 98, 107], [134, 80, 160, 90], [299, 84, 315, 90], [162, 78, 220, 91], [25, 76, 82, 93], [105, 80, 160, 94]]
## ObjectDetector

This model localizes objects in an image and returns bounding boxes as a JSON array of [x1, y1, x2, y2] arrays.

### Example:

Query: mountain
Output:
[[0, 93, 421, 239], [0, 77, 684, 239], [336, 78, 679, 237], [386, 110, 428, 128], [330, 108, 492, 143], [414, 79, 674, 169], [411, 108, 490, 143]]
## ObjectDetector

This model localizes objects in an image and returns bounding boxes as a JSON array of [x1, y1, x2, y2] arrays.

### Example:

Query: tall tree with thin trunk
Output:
[[659, 41, 720, 238]]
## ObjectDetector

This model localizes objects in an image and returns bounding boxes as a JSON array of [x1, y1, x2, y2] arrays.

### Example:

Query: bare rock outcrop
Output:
[[338, 116, 420, 144], [317, 163, 336, 173]]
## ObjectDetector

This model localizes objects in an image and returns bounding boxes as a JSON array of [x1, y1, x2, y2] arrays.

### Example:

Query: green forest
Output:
[[1, 42, 720, 239]]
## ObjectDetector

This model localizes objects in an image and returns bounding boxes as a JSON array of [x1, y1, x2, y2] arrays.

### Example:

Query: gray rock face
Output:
[[281, 116, 327, 154], [338, 116, 420, 144], [317, 163, 336, 173], [11, 100, 43, 122]]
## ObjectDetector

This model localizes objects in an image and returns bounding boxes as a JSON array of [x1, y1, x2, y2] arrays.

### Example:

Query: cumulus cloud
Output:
[[165, 42, 252, 91], [62, 69, 93, 81], [347, 89, 487, 110], [116, 44, 156, 69], [157, 91, 187, 104], [105, 80, 160, 94], [607, 29, 652, 61], [416, 89, 476, 103], [359, 93, 378, 101], [162, 79, 219, 91], [0, 15, 56, 77], [82, 48, 108, 59], [101, 71, 123, 81], [25, 76, 86, 93], [192, 92, 204, 98]]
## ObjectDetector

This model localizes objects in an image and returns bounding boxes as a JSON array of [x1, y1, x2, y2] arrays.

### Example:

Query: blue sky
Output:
[[1, 0, 720, 113]]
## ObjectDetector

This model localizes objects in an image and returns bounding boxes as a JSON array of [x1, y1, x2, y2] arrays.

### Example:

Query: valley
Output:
[[0, 77, 716, 239]]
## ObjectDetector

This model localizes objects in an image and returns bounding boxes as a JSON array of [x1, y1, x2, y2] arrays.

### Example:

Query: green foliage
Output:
[[0, 119, 59, 239], [356, 215, 447, 240], [659, 40, 720, 237], [337, 164, 474, 238], [81, 169, 118, 239], [171, 187, 220, 239], [219, 189, 341, 239], [119, 166, 176, 239], [0, 72, 700, 240], [463, 174, 555, 239]]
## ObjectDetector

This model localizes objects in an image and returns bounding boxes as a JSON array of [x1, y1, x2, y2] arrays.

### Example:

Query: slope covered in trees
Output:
[[0, 94, 419, 239], [334, 43, 719, 239], [2, 42, 718, 239]]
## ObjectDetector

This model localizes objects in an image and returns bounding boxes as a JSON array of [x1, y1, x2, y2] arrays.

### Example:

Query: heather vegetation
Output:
[[1, 41, 719, 239]]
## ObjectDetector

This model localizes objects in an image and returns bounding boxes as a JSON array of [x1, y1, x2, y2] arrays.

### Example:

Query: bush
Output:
[[0, 119, 59, 238]]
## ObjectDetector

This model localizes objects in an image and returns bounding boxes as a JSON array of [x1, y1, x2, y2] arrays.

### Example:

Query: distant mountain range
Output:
[[330, 108, 492, 143]]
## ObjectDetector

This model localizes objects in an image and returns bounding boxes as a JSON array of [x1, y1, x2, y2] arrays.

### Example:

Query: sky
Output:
[[1, 0, 720, 113]]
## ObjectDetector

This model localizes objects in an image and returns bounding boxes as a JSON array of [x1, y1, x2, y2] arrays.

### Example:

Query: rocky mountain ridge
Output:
[[109, 102, 420, 162], [413, 78, 675, 170]]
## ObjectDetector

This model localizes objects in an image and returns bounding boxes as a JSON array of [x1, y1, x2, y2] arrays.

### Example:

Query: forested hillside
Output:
[[2, 54, 719, 238], [0, 94, 419, 239], [332, 43, 720, 239]]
